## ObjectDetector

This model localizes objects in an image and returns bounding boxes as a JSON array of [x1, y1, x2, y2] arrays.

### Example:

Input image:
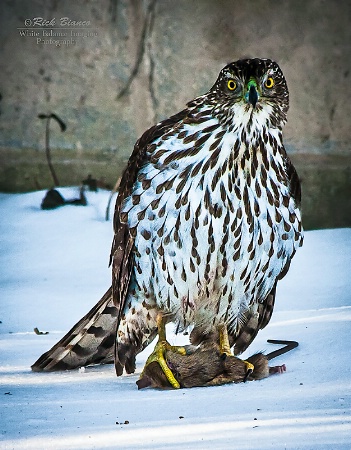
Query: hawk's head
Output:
[[209, 58, 289, 130]]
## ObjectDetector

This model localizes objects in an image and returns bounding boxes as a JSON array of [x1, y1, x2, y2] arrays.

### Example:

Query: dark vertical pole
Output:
[[45, 116, 60, 186]]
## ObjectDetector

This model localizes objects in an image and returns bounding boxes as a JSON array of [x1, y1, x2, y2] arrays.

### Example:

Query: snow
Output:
[[1, 188, 350, 450]]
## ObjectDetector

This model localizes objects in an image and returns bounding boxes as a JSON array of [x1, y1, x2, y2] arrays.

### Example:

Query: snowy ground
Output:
[[1, 188, 350, 450]]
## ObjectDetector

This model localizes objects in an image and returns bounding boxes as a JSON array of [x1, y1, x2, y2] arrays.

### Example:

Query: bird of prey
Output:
[[32, 58, 303, 387]]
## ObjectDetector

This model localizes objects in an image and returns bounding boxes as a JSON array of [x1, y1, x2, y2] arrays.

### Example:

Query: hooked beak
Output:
[[248, 85, 258, 108], [245, 79, 259, 108]]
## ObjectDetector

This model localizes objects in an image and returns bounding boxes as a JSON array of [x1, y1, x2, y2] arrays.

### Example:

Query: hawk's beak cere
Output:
[[245, 80, 259, 108]]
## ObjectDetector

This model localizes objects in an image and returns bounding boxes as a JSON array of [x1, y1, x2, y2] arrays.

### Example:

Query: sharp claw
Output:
[[243, 368, 253, 382], [243, 360, 255, 382]]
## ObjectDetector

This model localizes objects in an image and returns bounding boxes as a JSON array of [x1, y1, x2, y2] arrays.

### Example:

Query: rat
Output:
[[136, 339, 297, 389]]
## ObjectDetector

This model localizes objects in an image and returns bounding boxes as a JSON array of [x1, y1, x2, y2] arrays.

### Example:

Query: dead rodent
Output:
[[137, 341, 289, 390]]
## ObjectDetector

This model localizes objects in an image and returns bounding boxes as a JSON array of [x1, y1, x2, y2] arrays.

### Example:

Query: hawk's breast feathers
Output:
[[32, 58, 303, 374], [111, 58, 303, 353]]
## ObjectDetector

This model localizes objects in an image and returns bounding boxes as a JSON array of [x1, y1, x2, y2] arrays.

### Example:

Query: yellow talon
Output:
[[218, 323, 255, 381], [244, 360, 255, 372], [241, 359, 255, 382], [169, 345, 187, 356], [143, 341, 181, 388], [139, 314, 186, 389]]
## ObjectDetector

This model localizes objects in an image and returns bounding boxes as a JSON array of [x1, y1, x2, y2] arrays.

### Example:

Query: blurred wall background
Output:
[[0, 0, 350, 229]]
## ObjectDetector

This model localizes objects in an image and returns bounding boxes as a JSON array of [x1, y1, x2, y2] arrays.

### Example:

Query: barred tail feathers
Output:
[[31, 287, 117, 372]]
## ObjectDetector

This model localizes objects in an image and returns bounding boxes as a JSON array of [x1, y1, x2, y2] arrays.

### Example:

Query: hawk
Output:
[[32, 58, 303, 387]]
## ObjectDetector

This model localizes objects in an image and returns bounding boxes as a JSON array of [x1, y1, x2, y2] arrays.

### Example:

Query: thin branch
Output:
[[38, 113, 66, 187]]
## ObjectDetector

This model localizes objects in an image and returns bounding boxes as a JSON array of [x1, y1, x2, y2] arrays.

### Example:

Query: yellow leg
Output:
[[218, 323, 254, 375], [140, 313, 186, 389], [218, 323, 232, 356], [156, 313, 167, 341]]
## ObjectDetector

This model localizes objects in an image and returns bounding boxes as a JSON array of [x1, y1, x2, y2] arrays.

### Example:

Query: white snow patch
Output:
[[1, 188, 350, 449]]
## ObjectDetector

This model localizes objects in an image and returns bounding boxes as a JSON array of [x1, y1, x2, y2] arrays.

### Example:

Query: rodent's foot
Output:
[[269, 364, 286, 375]]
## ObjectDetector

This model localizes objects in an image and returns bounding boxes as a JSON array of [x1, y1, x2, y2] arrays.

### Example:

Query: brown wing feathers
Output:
[[111, 109, 189, 374]]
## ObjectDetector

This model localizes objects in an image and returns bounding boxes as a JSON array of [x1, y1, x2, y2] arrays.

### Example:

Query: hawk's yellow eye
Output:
[[265, 77, 274, 89], [227, 79, 237, 91]]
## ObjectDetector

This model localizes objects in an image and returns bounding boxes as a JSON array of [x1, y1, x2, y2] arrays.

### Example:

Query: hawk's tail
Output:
[[31, 287, 117, 372]]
